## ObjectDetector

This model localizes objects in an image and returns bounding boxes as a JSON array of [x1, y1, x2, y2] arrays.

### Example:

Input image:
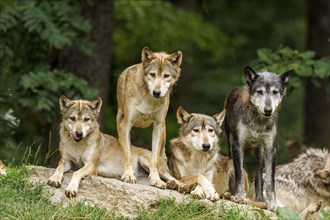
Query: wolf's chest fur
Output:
[[172, 139, 218, 176]]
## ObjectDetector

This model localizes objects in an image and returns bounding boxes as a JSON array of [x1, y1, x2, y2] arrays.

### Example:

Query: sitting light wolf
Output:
[[116, 47, 183, 188], [224, 66, 292, 210], [48, 96, 182, 197]]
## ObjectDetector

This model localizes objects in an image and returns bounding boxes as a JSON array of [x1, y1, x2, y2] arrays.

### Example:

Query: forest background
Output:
[[0, 0, 329, 177]]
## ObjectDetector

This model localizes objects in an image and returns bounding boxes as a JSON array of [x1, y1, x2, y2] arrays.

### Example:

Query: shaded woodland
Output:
[[0, 0, 329, 173]]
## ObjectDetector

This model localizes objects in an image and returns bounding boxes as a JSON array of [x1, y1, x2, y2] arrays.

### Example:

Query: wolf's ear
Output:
[[213, 109, 226, 128], [59, 95, 73, 113], [89, 97, 102, 115], [280, 69, 294, 84], [142, 47, 155, 66], [168, 51, 183, 67], [176, 106, 190, 125], [244, 66, 258, 86]]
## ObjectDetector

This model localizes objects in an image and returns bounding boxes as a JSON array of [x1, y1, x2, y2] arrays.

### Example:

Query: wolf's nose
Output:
[[202, 143, 210, 151], [264, 107, 272, 116], [153, 90, 161, 98], [75, 131, 83, 138]]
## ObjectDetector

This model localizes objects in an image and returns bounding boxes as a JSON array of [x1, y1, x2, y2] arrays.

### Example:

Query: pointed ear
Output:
[[176, 106, 190, 125], [213, 109, 226, 128], [89, 97, 102, 115], [280, 69, 294, 84], [142, 47, 155, 66], [168, 50, 183, 67], [244, 66, 258, 86], [59, 95, 73, 113]]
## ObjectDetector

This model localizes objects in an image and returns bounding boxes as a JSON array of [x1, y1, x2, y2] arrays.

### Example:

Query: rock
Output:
[[28, 166, 277, 219]]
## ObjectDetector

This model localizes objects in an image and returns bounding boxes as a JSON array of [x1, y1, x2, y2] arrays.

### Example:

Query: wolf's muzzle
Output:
[[72, 131, 83, 141]]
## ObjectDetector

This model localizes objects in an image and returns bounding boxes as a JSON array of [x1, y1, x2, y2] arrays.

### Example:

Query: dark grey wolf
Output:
[[48, 96, 181, 197], [224, 66, 292, 209], [116, 47, 182, 188]]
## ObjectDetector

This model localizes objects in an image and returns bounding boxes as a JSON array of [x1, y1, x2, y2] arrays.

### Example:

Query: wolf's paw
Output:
[[166, 180, 177, 190], [230, 194, 247, 204], [266, 199, 281, 211], [191, 186, 204, 199], [47, 175, 62, 188], [121, 172, 136, 184], [150, 178, 166, 189], [65, 184, 78, 198], [204, 186, 219, 201]]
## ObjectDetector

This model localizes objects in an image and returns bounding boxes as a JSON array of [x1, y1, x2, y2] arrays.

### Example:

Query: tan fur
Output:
[[0, 160, 7, 175], [48, 96, 180, 197], [116, 47, 182, 188]]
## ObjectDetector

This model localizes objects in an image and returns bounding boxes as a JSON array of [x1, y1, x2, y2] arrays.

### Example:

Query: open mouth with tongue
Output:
[[72, 132, 83, 141]]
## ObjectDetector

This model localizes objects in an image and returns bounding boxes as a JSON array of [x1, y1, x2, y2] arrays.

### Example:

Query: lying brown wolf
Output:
[[48, 96, 181, 197], [116, 47, 183, 188], [167, 106, 267, 209], [250, 148, 330, 219]]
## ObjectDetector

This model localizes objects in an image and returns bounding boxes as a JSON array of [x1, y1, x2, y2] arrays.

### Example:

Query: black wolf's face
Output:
[[176, 106, 225, 152], [245, 66, 293, 117], [59, 96, 102, 142], [142, 47, 182, 98]]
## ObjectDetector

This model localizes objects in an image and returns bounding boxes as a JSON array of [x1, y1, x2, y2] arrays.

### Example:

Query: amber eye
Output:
[[69, 116, 76, 121], [193, 128, 199, 133], [150, 72, 156, 78], [257, 90, 263, 95], [84, 118, 90, 122], [164, 74, 170, 78], [208, 128, 214, 132], [273, 90, 279, 95]]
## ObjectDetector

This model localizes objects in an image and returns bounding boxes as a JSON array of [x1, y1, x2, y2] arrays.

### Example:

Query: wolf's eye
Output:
[[208, 128, 214, 132], [272, 90, 279, 95], [257, 90, 263, 95], [193, 128, 200, 133], [69, 116, 76, 121], [164, 74, 170, 78], [150, 72, 156, 78], [84, 118, 90, 122]]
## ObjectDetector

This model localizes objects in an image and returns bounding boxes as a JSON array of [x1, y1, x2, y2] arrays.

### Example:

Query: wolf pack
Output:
[[1, 47, 328, 219]]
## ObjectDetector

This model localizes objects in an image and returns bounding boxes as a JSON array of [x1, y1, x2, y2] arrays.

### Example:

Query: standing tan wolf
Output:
[[224, 66, 292, 210], [116, 47, 183, 188], [48, 96, 181, 197]]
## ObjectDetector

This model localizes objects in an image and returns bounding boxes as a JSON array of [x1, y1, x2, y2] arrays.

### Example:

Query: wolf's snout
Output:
[[263, 107, 272, 116], [72, 131, 83, 141], [202, 143, 211, 151], [153, 90, 161, 98]]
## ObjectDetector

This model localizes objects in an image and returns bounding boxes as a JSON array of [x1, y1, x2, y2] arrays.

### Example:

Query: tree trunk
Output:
[[304, 0, 330, 148], [48, 0, 114, 166]]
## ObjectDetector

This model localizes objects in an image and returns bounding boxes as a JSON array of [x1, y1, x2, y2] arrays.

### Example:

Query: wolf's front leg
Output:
[[118, 118, 136, 184], [231, 140, 247, 202], [65, 162, 96, 197], [197, 174, 219, 201], [264, 145, 279, 210], [255, 147, 265, 202], [149, 122, 166, 189], [48, 159, 71, 188]]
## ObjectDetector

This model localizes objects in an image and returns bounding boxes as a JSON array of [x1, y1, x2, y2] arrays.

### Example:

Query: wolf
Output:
[[116, 47, 182, 188], [0, 160, 7, 175], [274, 148, 329, 219], [224, 66, 292, 210], [47, 96, 182, 197], [168, 106, 266, 209], [169, 106, 226, 201]]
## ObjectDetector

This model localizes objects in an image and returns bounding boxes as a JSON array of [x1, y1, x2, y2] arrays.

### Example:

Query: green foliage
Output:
[[252, 46, 330, 91], [0, 0, 97, 151], [276, 207, 300, 220]]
